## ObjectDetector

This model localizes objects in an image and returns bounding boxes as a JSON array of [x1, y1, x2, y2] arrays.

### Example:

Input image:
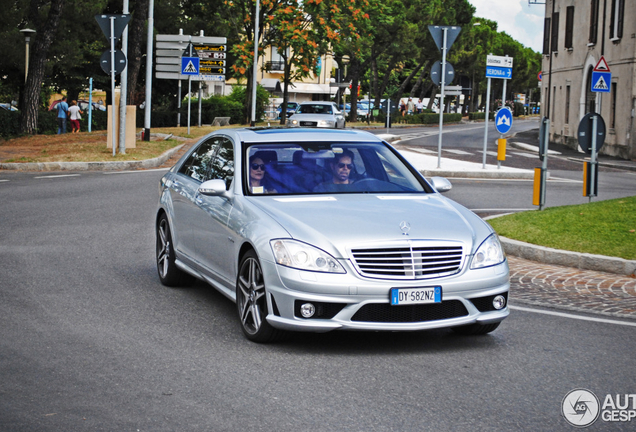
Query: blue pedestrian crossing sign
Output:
[[181, 56, 200, 75], [495, 107, 513, 134], [591, 71, 611, 93]]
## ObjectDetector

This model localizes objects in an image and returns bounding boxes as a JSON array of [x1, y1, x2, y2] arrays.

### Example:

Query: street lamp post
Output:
[[20, 29, 36, 83]]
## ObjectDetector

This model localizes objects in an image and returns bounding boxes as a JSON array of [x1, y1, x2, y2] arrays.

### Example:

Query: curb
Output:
[[499, 236, 636, 276], [0, 144, 185, 172]]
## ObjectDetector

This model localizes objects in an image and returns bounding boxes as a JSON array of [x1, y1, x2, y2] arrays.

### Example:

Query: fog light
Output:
[[493, 295, 506, 310], [300, 303, 316, 318]]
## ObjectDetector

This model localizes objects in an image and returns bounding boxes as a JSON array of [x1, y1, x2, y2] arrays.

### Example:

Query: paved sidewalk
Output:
[[508, 256, 636, 320]]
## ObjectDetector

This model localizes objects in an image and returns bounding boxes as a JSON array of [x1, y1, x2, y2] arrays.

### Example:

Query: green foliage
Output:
[[488, 196, 636, 260], [0, 110, 21, 138], [395, 113, 462, 125], [468, 112, 495, 120]]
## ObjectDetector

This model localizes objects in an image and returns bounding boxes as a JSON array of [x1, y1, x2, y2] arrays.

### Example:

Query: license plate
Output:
[[300, 121, 315, 126], [390, 286, 442, 306]]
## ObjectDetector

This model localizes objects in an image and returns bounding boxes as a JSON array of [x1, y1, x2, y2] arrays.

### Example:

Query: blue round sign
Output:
[[495, 107, 513, 134]]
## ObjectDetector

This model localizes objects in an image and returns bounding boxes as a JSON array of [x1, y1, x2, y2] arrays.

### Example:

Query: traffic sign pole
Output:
[[482, 77, 491, 168], [437, 27, 448, 169], [188, 39, 192, 135], [110, 16, 116, 156], [589, 115, 598, 201]]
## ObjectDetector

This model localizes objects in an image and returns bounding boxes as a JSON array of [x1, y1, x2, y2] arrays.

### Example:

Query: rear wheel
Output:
[[451, 322, 501, 335], [236, 250, 285, 343], [156, 214, 195, 287]]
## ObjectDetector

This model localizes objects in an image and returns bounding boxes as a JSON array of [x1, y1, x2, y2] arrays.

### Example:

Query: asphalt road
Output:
[[1, 170, 635, 431]]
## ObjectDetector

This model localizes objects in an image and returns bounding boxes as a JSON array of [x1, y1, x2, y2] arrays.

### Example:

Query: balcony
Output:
[[265, 61, 285, 73]]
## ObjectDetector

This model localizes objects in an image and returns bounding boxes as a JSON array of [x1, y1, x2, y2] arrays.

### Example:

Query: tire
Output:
[[236, 250, 286, 343], [451, 322, 501, 336], [156, 214, 195, 287]]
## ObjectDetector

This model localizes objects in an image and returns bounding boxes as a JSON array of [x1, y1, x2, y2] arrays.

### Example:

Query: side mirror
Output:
[[198, 179, 231, 197], [429, 176, 452, 193]]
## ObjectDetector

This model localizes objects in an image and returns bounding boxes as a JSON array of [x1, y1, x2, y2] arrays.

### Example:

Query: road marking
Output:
[[444, 149, 473, 155], [103, 168, 169, 175], [0, 179, 9, 183], [34, 174, 81, 179], [510, 152, 539, 159], [509, 305, 636, 327]]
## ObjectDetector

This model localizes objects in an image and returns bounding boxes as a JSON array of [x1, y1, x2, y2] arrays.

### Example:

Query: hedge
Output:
[[468, 112, 495, 121], [395, 112, 463, 125]]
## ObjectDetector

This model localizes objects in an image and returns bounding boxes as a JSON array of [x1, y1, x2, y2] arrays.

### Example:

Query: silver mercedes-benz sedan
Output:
[[156, 128, 509, 342], [286, 102, 346, 128]]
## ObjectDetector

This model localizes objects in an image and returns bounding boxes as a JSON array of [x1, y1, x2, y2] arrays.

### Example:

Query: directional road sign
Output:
[[486, 66, 512, 79], [200, 60, 225, 67], [199, 67, 225, 75], [591, 71, 611, 93], [495, 107, 513, 134], [181, 57, 200, 75], [486, 55, 513, 69]]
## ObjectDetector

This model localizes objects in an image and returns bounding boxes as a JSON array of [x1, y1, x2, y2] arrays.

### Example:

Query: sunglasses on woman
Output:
[[251, 163, 266, 171]]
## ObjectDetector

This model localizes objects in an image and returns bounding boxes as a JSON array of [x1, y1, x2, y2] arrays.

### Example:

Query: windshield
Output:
[[245, 142, 430, 195], [297, 104, 333, 115]]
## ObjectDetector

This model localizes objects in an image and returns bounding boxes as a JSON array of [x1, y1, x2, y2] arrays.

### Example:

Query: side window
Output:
[[178, 138, 219, 182], [209, 138, 235, 189]]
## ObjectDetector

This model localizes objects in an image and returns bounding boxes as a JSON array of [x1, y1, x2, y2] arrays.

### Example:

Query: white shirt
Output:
[[68, 105, 82, 120]]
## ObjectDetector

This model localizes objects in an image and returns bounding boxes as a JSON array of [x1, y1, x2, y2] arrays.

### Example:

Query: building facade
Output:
[[542, 0, 634, 160]]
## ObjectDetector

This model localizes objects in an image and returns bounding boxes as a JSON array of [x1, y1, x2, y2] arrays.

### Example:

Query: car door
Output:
[[190, 136, 237, 287], [170, 138, 219, 261]]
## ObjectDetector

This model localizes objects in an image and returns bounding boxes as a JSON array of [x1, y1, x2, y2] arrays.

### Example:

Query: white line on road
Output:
[[0, 179, 9, 183], [34, 174, 81, 179], [103, 168, 169, 175], [509, 305, 636, 327]]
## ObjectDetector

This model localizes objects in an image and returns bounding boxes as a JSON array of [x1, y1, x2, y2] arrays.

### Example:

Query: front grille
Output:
[[350, 243, 463, 279], [351, 301, 468, 323]]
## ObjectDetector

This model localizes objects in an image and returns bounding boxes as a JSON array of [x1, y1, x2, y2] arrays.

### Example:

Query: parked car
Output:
[[343, 102, 369, 121], [49, 99, 106, 112], [155, 128, 510, 342], [276, 102, 299, 119], [0, 103, 18, 112], [286, 102, 346, 128]]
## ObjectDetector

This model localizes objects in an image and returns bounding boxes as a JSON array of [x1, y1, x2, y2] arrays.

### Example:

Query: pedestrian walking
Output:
[[399, 100, 406, 117], [68, 100, 83, 134], [407, 98, 415, 115], [416, 98, 424, 114], [56, 97, 69, 134]]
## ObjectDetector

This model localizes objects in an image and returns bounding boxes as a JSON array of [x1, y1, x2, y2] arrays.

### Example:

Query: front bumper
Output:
[[261, 258, 510, 333]]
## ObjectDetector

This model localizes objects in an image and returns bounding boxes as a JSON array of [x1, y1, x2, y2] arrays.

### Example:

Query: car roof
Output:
[[227, 127, 383, 144]]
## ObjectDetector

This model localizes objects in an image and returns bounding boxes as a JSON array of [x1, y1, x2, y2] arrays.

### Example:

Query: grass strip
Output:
[[488, 196, 636, 260]]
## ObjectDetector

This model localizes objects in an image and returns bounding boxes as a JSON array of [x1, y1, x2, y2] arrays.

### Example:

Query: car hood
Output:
[[248, 194, 489, 258]]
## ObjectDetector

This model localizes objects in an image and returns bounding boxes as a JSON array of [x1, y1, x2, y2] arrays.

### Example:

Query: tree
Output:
[[223, 0, 285, 124], [20, 0, 66, 134]]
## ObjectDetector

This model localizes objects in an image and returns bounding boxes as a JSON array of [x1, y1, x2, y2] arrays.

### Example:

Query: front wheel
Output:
[[451, 322, 501, 335], [236, 250, 285, 343]]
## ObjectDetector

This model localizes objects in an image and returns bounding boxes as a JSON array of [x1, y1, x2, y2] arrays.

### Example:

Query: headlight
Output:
[[288, 119, 298, 125], [270, 239, 345, 273], [470, 234, 505, 269]]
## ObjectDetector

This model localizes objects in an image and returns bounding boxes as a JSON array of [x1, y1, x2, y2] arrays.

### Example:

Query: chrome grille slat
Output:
[[350, 243, 463, 280]]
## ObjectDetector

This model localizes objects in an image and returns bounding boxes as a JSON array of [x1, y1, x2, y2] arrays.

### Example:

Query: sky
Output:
[[467, 0, 546, 53]]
